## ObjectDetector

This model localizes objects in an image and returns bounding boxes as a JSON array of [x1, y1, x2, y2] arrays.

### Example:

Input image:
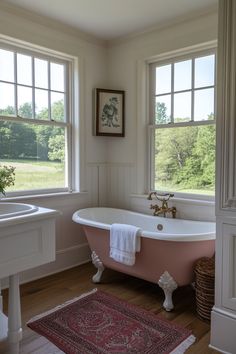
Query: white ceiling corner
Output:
[[2, 0, 218, 41]]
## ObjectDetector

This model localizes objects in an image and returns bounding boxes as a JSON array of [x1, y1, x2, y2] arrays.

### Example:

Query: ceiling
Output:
[[3, 0, 218, 41]]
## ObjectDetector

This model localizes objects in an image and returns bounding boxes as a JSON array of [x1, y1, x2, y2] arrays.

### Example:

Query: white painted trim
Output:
[[212, 306, 236, 320], [130, 194, 215, 205], [136, 41, 217, 197], [0, 34, 85, 197], [0, 3, 106, 47], [75, 56, 86, 192], [3, 191, 88, 202], [208, 344, 230, 354], [1, 243, 91, 290], [110, 8, 218, 46], [222, 226, 236, 311], [0, 34, 78, 62], [211, 307, 236, 353], [1, 259, 91, 291], [87, 162, 134, 167], [136, 59, 149, 194], [56, 243, 89, 255], [215, 0, 236, 211], [146, 41, 217, 64], [211, 1, 236, 352]]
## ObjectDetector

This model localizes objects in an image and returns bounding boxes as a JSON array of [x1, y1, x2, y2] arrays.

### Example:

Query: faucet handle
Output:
[[147, 191, 155, 200], [147, 191, 174, 201], [155, 193, 174, 202]]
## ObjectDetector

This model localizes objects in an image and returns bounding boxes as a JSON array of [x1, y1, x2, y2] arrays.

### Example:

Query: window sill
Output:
[[1, 191, 88, 203], [130, 193, 215, 207]]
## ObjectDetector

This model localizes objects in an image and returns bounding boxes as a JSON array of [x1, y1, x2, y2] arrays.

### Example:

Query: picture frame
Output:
[[95, 88, 125, 137]]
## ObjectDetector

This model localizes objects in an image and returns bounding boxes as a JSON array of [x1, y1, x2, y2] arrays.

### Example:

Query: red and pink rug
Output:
[[27, 288, 195, 354]]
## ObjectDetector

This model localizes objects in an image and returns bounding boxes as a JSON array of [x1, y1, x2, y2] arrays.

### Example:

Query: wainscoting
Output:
[[93, 162, 215, 221]]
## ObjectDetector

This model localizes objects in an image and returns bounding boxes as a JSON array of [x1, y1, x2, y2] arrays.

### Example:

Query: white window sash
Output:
[[0, 41, 74, 196], [149, 49, 216, 197]]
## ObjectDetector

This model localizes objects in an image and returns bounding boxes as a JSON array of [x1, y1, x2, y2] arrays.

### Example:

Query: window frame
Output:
[[148, 48, 217, 197], [0, 40, 74, 197]]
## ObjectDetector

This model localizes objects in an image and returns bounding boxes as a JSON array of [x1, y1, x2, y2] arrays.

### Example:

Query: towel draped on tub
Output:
[[110, 223, 142, 266]]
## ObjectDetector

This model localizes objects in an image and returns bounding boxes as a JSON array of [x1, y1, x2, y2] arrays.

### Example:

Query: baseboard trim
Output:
[[1, 243, 91, 290], [209, 344, 229, 354], [210, 307, 236, 354], [56, 243, 89, 255]]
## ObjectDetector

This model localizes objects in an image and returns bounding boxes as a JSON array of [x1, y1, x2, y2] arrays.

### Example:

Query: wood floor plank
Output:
[[1, 263, 219, 353]]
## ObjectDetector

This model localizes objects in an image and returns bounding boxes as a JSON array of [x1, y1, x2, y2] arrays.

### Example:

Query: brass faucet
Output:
[[147, 192, 177, 218]]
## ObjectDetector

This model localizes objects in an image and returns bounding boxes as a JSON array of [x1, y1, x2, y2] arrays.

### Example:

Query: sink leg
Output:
[[8, 274, 22, 354]]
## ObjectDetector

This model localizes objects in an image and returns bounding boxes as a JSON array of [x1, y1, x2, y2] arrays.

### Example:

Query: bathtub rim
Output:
[[72, 207, 215, 242]]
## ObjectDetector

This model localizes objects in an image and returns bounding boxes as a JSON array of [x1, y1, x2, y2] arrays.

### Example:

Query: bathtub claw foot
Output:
[[91, 251, 105, 283], [158, 271, 178, 311]]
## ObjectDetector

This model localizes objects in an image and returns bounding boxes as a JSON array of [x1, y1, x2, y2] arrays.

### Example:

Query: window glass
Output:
[[17, 53, 32, 86], [0, 49, 14, 82], [155, 64, 171, 95], [174, 60, 191, 92], [0, 122, 66, 191], [35, 58, 48, 89], [194, 88, 214, 121], [51, 92, 65, 121], [155, 95, 171, 124], [195, 55, 215, 88], [35, 89, 48, 119], [17, 86, 32, 118], [154, 125, 215, 195], [174, 92, 191, 123], [0, 83, 15, 115], [50, 63, 64, 92]]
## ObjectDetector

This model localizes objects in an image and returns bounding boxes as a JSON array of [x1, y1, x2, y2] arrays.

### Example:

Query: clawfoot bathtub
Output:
[[72, 207, 215, 311]]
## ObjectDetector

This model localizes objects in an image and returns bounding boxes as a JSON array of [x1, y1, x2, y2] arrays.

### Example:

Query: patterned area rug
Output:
[[27, 288, 195, 354]]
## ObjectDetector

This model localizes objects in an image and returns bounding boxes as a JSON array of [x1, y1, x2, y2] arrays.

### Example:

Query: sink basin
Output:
[[0, 202, 38, 219]]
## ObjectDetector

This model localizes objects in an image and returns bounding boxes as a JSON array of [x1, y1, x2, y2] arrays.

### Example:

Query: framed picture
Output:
[[95, 88, 125, 137]]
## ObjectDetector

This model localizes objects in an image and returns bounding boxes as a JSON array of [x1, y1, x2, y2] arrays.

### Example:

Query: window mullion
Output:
[[48, 61, 51, 120], [148, 126, 155, 190], [191, 58, 195, 121], [150, 64, 156, 124], [32, 56, 35, 119], [14, 51, 18, 116], [171, 63, 174, 123], [64, 63, 68, 123]]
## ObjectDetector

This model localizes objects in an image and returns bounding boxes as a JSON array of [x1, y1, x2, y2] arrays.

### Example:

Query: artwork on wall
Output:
[[95, 88, 125, 137]]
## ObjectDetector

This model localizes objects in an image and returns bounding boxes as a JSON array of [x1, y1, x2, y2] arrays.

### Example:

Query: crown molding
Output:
[[0, 2, 107, 47], [108, 4, 218, 47]]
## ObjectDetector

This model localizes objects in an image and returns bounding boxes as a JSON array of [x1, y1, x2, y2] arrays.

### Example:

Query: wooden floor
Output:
[[2, 262, 218, 354]]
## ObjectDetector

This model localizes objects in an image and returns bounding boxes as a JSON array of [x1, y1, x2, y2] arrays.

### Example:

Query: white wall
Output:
[[0, 3, 109, 286], [105, 11, 218, 220]]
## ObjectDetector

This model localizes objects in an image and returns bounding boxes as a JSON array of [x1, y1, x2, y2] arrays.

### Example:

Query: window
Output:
[[0, 43, 72, 195], [149, 51, 216, 196]]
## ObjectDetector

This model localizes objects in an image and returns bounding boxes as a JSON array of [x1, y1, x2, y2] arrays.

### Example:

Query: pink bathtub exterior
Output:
[[83, 225, 215, 287]]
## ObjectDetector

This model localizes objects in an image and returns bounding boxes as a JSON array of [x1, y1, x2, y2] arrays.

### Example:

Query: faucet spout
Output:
[[147, 192, 176, 218]]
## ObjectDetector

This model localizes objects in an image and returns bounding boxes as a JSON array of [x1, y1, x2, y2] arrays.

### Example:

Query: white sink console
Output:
[[0, 203, 59, 354]]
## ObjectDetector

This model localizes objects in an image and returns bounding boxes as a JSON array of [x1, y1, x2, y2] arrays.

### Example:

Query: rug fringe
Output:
[[170, 335, 196, 354], [27, 288, 98, 324]]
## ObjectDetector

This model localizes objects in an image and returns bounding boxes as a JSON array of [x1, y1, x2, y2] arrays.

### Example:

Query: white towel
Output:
[[110, 223, 141, 266]]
